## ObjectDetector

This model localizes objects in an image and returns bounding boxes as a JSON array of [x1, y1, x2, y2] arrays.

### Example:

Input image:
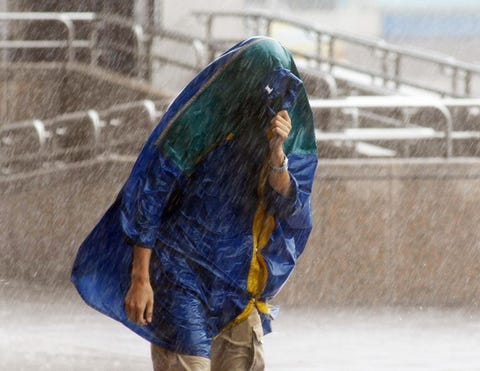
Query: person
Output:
[[125, 107, 294, 370], [71, 36, 318, 371]]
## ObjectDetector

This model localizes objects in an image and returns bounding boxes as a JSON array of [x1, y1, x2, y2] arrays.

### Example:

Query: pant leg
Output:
[[210, 309, 265, 371], [151, 343, 210, 371]]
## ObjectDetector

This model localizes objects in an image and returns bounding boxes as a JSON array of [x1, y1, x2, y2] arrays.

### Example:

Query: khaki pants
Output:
[[151, 309, 265, 371]]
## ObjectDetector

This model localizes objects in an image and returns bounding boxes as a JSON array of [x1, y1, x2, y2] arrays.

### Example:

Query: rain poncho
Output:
[[71, 36, 318, 358]]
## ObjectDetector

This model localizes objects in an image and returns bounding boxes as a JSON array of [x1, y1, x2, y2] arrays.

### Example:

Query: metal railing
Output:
[[194, 10, 480, 98], [0, 12, 154, 78], [0, 100, 166, 176], [2, 11, 480, 166], [311, 96, 480, 158], [150, 28, 208, 73], [0, 12, 95, 63], [2, 96, 480, 177], [3, 10, 479, 98], [0, 12, 209, 78]]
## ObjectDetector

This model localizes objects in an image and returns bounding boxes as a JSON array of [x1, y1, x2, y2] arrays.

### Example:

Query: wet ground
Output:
[[2, 280, 480, 371]]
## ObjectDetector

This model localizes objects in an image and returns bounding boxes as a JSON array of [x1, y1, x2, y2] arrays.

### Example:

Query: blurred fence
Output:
[[1, 10, 480, 97], [2, 96, 480, 178], [311, 96, 480, 158], [2, 10, 480, 170], [0, 99, 166, 176], [194, 9, 480, 98], [0, 12, 203, 79]]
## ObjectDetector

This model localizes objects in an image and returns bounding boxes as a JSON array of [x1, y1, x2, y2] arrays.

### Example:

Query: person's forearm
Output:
[[268, 150, 291, 197], [131, 245, 152, 283]]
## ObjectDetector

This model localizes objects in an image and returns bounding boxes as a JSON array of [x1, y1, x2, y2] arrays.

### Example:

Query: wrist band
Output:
[[269, 155, 288, 173]]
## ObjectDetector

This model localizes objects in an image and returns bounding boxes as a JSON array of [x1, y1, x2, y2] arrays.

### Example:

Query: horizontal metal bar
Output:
[[0, 12, 96, 21], [310, 96, 480, 109], [2, 100, 161, 131], [0, 40, 90, 49], [315, 128, 480, 141], [354, 142, 396, 157]]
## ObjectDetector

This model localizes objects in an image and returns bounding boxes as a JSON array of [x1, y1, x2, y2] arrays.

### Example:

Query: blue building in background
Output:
[[378, 0, 480, 38]]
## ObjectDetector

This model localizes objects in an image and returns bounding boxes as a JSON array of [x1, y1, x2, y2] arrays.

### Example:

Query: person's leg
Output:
[[210, 309, 265, 371], [151, 344, 210, 371]]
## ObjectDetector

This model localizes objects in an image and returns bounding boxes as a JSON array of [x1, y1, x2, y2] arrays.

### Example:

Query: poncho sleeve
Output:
[[261, 153, 317, 299], [265, 154, 317, 230], [265, 171, 303, 221], [119, 152, 183, 249]]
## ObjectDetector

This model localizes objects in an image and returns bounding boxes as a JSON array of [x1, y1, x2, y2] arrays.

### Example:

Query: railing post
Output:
[[32, 119, 47, 151], [315, 32, 322, 67], [321, 73, 338, 98], [192, 39, 207, 71], [401, 108, 415, 157], [350, 108, 360, 159], [464, 70, 472, 96], [132, 24, 146, 78], [432, 104, 453, 158], [265, 18, 273, 37], [87, 109, 102, 155], [451, 67, 458, 97], [381, 51, 388, 87], [205, 14, 214, 62], [393, 53, 401, 89], [59, 14, 75, 63], [252, 15, 260, 35], [327, 35, 334, 72], [142, 100, 158, 127]]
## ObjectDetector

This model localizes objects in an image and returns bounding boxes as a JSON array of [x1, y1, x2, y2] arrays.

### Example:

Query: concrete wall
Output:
[[277, 158, 480, 308], [3, 158, 480, 308], [0, 160, 130, 287]]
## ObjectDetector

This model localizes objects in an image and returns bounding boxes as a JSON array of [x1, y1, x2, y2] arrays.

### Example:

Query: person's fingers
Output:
[[135, 303, 147, 325], [272, 121, 290, 134], [273, 119, 290, 131], [271, 119, 290, 133], [269, 111, 292, 150], [271, 114, 290, 127], [275, 112, 291, 130], [278, 110, 290, 121], [272, 121, 290, 137], [272, 127, 288, 139], [126, 296, 144, 325], [271, 114, 291, 132], [126, 295, 137, 321], [146, 298, 154, 324]]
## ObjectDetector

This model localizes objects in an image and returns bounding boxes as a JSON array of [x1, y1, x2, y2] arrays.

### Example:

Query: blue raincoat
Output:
[[71, 36, 318, 358]]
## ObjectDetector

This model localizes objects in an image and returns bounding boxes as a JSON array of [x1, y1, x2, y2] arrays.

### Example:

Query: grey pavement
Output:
[[2, 280, 480, 371]]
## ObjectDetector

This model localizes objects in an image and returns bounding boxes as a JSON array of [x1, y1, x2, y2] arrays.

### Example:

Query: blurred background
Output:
[[2, 1, 480, 370]]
